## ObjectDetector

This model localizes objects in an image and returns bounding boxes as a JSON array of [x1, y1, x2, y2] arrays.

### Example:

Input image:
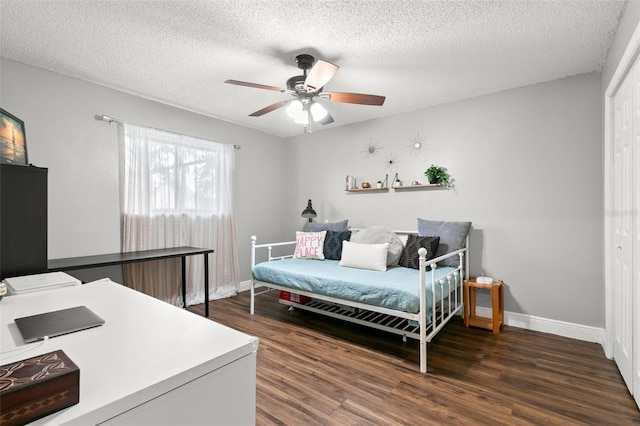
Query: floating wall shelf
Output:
[[346, 183, 444, 192], [345, 187, 389, 192], [393, 183, 443, 190]]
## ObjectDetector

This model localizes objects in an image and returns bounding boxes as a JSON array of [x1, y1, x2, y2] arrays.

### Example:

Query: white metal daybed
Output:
[[250, 229, 469, 373]]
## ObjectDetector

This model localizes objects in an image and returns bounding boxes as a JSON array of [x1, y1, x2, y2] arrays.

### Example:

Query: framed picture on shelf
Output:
[[1, 108, 28, 165]]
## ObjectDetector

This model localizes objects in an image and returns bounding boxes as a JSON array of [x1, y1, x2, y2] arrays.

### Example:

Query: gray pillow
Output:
[[350, 226, 403, 266], [417, 218, 471, 267], [308, 220, 349, 232]]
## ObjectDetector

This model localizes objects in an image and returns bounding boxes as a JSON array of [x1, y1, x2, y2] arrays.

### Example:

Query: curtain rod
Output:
[[95, 114, 241, 150]]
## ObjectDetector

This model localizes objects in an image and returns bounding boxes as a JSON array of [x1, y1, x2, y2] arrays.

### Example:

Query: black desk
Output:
[[48, 246, 214, 317]]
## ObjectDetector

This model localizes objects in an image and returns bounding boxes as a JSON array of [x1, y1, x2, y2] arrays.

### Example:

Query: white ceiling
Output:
[[0, 0, 626, 138]]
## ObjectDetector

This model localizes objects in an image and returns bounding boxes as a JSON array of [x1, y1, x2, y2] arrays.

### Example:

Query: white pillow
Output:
[[339, 241, 389, 271], [293, 231, 326, 260]]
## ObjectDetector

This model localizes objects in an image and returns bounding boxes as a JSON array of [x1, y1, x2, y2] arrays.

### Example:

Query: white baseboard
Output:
[[239, 280, 252, 293], [474, 306, 605, 344], [238, 280, 605, 345]]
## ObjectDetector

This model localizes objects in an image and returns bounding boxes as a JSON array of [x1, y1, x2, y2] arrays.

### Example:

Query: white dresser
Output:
[[0, 279, 258, 425]]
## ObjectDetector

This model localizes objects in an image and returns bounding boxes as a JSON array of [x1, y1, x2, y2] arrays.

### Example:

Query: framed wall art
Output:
[[1, 108, 28, 165]]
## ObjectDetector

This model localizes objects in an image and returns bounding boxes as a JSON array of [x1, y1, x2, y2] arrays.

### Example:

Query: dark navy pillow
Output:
[[323, 230, 352, 260], [399, 234, 440, 269]]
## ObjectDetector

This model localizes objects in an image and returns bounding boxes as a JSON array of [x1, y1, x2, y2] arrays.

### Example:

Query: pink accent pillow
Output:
[[293, 231, 327, 260]]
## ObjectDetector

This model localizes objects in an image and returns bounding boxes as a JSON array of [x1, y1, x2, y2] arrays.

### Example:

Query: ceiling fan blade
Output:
[[323, 92, 386, 106], [319, 112, 334, 125], [225, 79, 284, 92], [303, 60, 339, 92], [249, 100, 289, 117]]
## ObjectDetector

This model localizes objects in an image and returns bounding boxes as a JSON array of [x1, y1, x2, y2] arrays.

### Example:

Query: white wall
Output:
[[1, 59, 605, 328], [284, 72, 603, 327], [1, 59, 288, 282]]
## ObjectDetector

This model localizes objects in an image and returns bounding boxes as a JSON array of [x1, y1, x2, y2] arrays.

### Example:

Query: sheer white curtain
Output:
[[121, 123, 239, 306]]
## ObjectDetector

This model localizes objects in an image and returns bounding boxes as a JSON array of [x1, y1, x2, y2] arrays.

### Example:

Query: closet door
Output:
[[633, 60, 640, 407], [612, 65, 634, 392]]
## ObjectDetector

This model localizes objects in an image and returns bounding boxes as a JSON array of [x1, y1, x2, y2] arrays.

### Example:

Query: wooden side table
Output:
[[463, 277, 504, 334]]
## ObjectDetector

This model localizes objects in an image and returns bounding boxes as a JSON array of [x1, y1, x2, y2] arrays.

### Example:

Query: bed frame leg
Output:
[[419, 248, 428, 373], [250, 236, 257, 315], [420, 342, 427, 373], [288, 305, 295, 312], [402, 334, 407, 343], [250, 280, 255, 315]]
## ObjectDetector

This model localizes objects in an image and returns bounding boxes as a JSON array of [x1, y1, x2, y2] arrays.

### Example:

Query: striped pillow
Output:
[[399, 234, 440, 269]]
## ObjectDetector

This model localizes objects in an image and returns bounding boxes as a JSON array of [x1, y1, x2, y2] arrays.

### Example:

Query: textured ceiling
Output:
[[0, 0, 626, 138]]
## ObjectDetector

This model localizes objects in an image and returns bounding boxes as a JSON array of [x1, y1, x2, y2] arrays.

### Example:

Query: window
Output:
[[124, 126, 228, 217], [121, 123, 239, 306]]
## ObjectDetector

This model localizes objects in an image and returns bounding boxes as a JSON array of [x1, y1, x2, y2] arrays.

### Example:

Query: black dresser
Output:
[[0, 164, 47, 279]]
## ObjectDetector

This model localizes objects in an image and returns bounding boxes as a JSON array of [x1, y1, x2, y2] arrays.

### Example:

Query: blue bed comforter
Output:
[[252, 258, 459, 314]]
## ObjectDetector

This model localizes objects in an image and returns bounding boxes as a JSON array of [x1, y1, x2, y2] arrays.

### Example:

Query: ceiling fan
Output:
[[224, 54, 385, 131]]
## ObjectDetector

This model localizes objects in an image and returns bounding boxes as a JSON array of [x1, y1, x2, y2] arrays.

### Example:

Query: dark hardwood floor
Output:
[[189, 290, 640, 425]]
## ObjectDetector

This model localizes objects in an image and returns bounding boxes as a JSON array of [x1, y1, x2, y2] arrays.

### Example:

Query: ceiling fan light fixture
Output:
[[286, 99, 303, 118], [310, 102, 327, 121], [294, 111, 309, 125]]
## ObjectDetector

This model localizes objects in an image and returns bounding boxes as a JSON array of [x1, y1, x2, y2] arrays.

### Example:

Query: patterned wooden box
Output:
[[0, 350, 79, 425]]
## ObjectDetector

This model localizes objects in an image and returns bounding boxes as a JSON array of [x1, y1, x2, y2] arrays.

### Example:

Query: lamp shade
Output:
[[310, 102, 327, 121], [286, 100, 303, 118], [294, 112, 309, 125], [301, 199, 317, 220]]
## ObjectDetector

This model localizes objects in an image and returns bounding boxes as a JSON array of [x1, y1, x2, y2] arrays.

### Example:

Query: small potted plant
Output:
[[424, 165, 450, 187], [392, 173, 402, 187], [376, 180, 383, 188]]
